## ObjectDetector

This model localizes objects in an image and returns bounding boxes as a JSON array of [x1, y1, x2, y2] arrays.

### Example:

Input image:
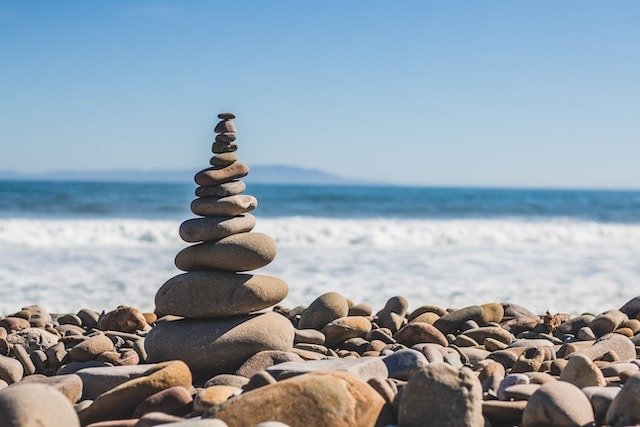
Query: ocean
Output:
[[1, 180, 639, 315]]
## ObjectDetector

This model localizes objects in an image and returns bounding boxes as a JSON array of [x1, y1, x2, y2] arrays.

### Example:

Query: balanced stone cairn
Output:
[[145, 113, 294, 378]]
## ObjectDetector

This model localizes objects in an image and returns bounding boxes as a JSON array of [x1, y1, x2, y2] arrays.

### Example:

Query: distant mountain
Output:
[[0, 165, 353, 185]]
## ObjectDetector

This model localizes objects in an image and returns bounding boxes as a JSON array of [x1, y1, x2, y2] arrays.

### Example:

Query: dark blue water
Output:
[[1, 180, 639, 222]]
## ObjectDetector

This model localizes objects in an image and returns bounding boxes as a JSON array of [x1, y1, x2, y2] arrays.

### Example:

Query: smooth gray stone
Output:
[[383, 349, 429, 381]]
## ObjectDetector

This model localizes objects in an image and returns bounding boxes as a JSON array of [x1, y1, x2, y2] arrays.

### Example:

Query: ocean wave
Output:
[[1, 217, 639, 249]]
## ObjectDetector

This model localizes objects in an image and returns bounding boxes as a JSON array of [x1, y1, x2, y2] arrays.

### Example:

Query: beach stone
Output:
[[383, 349, 429, 381], [522, 381, 595, 427], [77, 365, 161, 400], [481, 303, 504, 323], [410, 312, 440, 325], [194, 386, 240, 414], [212, 141, 238, 154], [267, 357, 388, 382], [398, 363, 483, 427], [145, 312, 294, 376], [0, 355, 23, 384], [19, 373, 83, 403], [589, 310, 628, 337], [497, 374, 529, 401], [409, 305, 448, 320], [215, 132, 237, 143], [99, 306, 147, 333], [133, 386, 193, 418], [175, 232, 277, 272], [135, 412, 188, 427], [511, 347, 546, 373], [478, 361, 505, 394], [77, 309, 100, 329], [10, 344, 35, 375], [58, 313, 83, 326], [210, 372, 385, 427], [69, 335, 114, 362], [294, 329, 325, 345], [195, 163, 248, 186], [349, 303, 373, 317], [196, 181, 245, 198], [78, 361, 192, 425], [577, 326, 596, 340], [85, 420, 138, 427], [179, 215, 255, 243], [298, 292, 349, 330], [462, 326, 514, 345], [560, 354, 606, 388], [214, 120, 236, 134], [156, 419, 228, 427], [217, 112, 236, 120], [433, 306, 484, 335], [155, 272, 288, 317], [204, 374, 250, 389], [394, 323, 448, 347], [582, 386, 620, 425], [606, 373, 640, 426], [0, 317, 30, 332], [210, 152, 239, 166], [0, 383, 80, 426], [619, 295, 640, 318], [191, 195, 257, 217], [503, 383, 540, 400], [570, 333, 635, 361], [482, 400, 526, 426], [376, 296, 409, 332], [235, 351, 302, 378], [321, 316, 372, 347]]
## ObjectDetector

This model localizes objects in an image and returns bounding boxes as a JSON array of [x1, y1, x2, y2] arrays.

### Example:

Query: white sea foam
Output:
[[0, 217, 639, 314]]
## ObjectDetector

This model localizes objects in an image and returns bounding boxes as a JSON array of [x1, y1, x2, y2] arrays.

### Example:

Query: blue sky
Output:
[[1, 1, 638, 188]]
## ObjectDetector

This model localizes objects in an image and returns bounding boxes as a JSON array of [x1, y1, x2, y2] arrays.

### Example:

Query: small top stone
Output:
[[217, 112, 236, 120]]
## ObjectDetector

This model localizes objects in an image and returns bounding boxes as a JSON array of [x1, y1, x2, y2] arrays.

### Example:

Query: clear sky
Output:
[[1, 1, 639, 188]]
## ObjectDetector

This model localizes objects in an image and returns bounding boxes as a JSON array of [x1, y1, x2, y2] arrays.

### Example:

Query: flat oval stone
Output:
[[195, 163, 248, 186], [155, 271, 288, 317], [212, 141, 238, 153], [210, 152, 239, 167], [217, 113, 236, 120], [144, 312, 295, 377], [175, 233, 277, 272], [215, 132, 237, 143], [195, 181, 246, 198], [179, 214, 256, 243], [191, 195, 257, 217]]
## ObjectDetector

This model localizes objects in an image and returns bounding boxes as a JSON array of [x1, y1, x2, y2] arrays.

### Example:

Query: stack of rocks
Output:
[[145, 113, 294, 379]]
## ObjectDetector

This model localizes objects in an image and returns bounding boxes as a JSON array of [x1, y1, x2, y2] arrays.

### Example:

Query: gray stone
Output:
[[560, 354, 606, 388], [383, 348, 429, 381], [398, 363, 483, 427], [0, 383, 80, 426], [155, 271, 288, 317], [175, 232, 277, 272], [620, 295, 640, 318], [179, 214, 255, 243], [212, 141, 238, 154], [294, 329, 325, 345], [145, 312, 294, 376], [204, 374, 250, 389], [497, 374, 529, 401], [214, 120, 236, 134], [210, 152, 239, 167], [191, 195, 257, 217]]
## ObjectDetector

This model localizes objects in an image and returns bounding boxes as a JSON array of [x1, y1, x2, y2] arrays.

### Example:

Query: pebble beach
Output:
[[1, 114, 640, 427]]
